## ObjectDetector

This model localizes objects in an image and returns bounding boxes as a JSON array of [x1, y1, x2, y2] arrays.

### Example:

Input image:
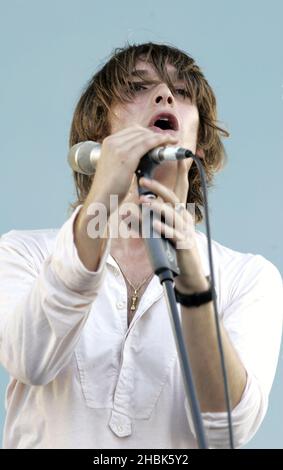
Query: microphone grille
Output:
[[67, 141, 100, 175]]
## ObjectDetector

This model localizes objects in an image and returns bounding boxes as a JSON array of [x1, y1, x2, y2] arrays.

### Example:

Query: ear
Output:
[[195, 147, 205, 159]]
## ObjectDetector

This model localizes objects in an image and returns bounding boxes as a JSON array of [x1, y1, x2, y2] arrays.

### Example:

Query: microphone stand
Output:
[[135, 153, 208, 449]]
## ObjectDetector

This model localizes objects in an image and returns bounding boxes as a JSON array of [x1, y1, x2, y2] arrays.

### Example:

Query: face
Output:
[[108, 60, 200, 192]]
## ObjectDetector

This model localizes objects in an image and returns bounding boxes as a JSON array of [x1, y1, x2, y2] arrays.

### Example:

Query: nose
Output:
[[153, 83, 174, 105]]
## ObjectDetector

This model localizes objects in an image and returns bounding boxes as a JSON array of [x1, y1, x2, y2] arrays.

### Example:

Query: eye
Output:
[[129, 82, 147, 92], [175, 88, 190, 98]]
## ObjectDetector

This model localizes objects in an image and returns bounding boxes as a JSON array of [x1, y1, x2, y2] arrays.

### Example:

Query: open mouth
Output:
[[149, 113, 179, 131]]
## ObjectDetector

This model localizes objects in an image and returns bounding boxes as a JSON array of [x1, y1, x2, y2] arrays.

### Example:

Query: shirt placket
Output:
[[108, 261, 164, 438]]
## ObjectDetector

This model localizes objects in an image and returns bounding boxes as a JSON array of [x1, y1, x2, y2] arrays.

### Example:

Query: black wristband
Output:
[[174, 283, 213, 308]]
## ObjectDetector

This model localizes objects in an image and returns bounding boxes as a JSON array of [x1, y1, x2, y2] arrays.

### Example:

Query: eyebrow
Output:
[[130, 69, 181, 81]]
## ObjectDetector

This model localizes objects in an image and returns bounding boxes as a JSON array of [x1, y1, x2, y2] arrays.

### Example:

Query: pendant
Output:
[[130, 290, 138, 311]]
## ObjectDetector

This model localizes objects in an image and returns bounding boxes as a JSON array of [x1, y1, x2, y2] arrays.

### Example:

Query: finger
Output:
[[139, 197, 192, 234], [152, 218, 187, 247], [153, 217, 195, 250], [126, 133, 178, 156], [111, 126, 178, 147]]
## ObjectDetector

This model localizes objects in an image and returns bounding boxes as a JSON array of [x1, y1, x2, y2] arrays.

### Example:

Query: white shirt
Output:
[[0, 205, 282, 449]]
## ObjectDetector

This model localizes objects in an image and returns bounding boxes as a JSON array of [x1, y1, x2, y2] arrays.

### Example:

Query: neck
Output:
[[109, 179, 148, 257], [110, 226, 147, 258]]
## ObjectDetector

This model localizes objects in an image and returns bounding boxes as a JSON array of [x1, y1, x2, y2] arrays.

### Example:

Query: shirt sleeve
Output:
[[0, 205, 111, 386], [184, 255, 283, 448]]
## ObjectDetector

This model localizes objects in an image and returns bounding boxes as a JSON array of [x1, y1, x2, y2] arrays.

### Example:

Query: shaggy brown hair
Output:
[[68, 42, 229, 222]]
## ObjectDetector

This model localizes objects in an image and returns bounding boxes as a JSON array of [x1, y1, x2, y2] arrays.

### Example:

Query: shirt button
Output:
[[116, 300, 125, 309], [109, 410, 132, 438]]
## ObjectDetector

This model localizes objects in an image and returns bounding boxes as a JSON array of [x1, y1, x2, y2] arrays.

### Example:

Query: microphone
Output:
[[67, 140, 194, 175]]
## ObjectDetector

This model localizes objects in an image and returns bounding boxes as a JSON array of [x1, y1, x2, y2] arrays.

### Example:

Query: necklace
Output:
[[111, 255, 154, 311]]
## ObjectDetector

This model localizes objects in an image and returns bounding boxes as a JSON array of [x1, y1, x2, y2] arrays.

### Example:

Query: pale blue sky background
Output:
[[0, 0, 282, 448]]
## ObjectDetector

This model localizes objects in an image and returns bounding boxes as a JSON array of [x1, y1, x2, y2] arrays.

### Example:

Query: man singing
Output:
[[0, 42, 282, 449]]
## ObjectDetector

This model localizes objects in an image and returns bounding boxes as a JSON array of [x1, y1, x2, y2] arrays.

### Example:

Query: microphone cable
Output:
[[189, 153, 234, 449]]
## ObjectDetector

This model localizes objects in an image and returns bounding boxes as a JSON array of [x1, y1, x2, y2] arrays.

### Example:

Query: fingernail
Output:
[[140, 177, 150, 185]]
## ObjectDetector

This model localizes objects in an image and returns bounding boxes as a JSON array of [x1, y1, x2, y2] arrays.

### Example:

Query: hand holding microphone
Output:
[[71, 125, 194, 271], [68, 125, 182, 211], [68, 136, 194, 176]]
